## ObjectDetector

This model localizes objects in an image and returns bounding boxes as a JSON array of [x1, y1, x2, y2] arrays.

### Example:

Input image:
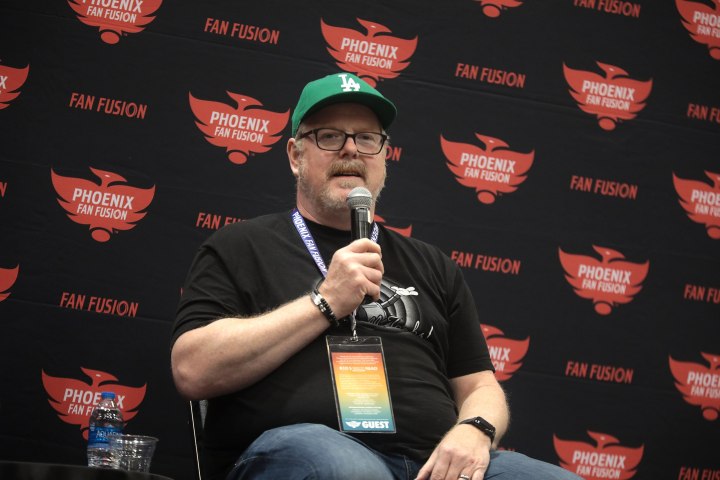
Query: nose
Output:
[[339, 134, 359, 156]]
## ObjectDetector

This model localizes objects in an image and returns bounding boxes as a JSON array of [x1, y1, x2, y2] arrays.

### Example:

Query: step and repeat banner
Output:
[[1, 1, 718, 479]]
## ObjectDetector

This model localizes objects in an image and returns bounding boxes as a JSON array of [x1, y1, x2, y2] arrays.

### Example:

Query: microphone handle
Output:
[[350, 206, 373, 306], [350, 206, 371, 240]]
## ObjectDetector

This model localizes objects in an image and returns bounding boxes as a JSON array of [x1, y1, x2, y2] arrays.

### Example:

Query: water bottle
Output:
[[87, 391, 124, 468]]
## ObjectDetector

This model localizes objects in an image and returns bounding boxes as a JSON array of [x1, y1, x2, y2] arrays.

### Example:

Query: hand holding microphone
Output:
[[316, 187, 383, 319], [346, 187, 380, 306]]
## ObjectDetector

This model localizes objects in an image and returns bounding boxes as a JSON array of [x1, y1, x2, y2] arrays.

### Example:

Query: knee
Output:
[[488, 450, 584, 479], [253, 423, 339, 454], [233, 424, 393, 480]]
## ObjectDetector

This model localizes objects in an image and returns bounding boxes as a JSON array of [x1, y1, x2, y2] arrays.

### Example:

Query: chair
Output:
[[188, 400, 208, 480]]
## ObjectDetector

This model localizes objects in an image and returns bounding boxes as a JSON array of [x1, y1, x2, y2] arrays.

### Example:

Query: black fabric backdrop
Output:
[[1, 1, 718, 479]]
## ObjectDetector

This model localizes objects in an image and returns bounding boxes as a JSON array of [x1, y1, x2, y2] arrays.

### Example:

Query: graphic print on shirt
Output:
[[355, 277, 432, 339]]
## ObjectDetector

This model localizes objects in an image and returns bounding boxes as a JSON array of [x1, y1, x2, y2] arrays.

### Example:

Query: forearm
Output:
[[416, 372, 509, 479], [451, 371, 510, 447], [171, 294, 330, 400]]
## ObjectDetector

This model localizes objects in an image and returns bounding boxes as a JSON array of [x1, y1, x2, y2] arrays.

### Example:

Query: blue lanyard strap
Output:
[[291, 208, 379, 277]]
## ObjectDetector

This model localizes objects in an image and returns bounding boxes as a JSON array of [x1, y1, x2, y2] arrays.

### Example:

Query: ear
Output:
[[287, 138, 301, 177]]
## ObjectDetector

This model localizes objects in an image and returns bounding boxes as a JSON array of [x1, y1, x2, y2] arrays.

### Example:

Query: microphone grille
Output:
[[346, 187, 373, 209]]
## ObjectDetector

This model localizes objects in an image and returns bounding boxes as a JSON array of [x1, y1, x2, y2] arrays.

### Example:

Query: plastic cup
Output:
[[109, 434, 158, 472]]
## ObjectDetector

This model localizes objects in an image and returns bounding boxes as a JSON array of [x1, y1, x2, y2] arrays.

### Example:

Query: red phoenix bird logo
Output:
[[51, 167, 156, 243], [321, 18, 418, 87], [673, 171, 720, 239], [558, 245, 649, 315], [669, 352, 720, 421], [0, 264, 19, 302], [676, 0, 720, 60], [481, 324, 529, 381], [554, 431, 644, 479], [475, 0, 525, 18], [0, 63, 30, 110], [442, 133, 534, 204], [563, 62, 652, 131], [375, 214, 412, 237], [67, 0, 163, 45], [42, 367, 147, 440], [189, 92, 289, 165]]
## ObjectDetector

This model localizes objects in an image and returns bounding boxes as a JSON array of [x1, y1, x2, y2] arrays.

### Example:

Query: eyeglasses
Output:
[[297, 128, 388, 155]]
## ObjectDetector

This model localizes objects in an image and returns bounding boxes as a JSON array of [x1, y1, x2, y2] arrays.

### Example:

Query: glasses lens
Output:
[[315, 129, 385, 154], [354, 132, 384, 154], [315, 129, 346, 150]]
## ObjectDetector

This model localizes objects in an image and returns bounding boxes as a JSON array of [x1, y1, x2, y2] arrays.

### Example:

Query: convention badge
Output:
[[326, 336, 396, 433]]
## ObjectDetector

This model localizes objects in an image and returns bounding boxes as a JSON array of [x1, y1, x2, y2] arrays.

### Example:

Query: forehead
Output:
[[302, 103, 382, 131]]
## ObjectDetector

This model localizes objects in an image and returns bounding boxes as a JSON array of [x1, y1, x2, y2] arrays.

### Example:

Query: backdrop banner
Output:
[[0, 1, 718, 479]]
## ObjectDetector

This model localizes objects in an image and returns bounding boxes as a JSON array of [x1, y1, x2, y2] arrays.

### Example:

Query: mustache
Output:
[[327, 161, 367, 179]]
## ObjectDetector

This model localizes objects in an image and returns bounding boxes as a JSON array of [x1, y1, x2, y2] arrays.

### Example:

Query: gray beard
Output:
[[296, 163, 385, 217], [297, 174, 354, 216]]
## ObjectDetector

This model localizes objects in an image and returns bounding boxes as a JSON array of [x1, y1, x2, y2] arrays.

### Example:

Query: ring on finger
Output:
[[459, 475, 471, 480]]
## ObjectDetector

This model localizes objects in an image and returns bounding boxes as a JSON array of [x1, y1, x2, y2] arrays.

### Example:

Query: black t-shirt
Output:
[[172, 211, 493, 480]]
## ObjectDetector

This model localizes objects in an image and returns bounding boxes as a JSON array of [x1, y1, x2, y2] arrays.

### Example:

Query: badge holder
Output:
[[326, 335, 396, 433]]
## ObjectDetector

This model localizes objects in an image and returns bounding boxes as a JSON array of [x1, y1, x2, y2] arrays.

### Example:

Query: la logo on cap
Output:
[[338, 73, 361, 92]]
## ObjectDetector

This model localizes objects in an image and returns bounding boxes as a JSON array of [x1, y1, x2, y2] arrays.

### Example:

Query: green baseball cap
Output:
[[291, 72, 397, 136]]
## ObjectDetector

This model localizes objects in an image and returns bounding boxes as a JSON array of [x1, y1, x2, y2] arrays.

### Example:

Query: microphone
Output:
[[346, 187, 373, 240], [346, 187, 374, 316]]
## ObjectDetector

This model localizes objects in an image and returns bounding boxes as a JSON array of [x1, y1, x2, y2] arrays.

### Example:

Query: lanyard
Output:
[[291, 208, 379, 340], [291, 208, 379, 277]]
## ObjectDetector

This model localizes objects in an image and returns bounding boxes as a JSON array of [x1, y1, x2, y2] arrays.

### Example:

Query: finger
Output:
[[347, 238, 381, 254], [355, 251, 384, 271], [414, 452, 437, 480], [426, 457, 450, 480], [330, 249, 382, 275]]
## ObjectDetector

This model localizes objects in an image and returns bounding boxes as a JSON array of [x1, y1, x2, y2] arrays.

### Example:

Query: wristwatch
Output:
[[458, 416, 496, 443]]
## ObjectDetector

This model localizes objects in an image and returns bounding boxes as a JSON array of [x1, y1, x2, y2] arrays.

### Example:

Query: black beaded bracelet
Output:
[[310, 286, 338, 327]]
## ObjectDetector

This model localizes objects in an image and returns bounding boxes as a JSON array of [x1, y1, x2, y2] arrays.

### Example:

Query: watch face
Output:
[[462, 417, 495, 441], [474, 418, 495, 432]]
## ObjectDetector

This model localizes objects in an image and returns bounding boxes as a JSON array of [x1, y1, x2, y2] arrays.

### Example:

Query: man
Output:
[[171, 72, 581, 480]]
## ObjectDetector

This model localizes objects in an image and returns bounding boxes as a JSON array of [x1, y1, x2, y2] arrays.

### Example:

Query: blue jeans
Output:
[[226, 423, 583, 480]]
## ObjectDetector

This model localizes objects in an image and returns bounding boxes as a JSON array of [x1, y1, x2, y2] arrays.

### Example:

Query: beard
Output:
[[296, 159, 385, 215]]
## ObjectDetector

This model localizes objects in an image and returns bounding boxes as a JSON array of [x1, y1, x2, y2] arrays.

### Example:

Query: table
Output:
[[0, 460, 174, 480]]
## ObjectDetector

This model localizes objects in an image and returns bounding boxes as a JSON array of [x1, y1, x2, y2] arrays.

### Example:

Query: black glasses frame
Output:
[[296, 128, 389, 155]]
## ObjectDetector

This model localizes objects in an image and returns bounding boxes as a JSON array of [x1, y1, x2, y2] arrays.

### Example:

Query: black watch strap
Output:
[[458, 416, 496, 443]]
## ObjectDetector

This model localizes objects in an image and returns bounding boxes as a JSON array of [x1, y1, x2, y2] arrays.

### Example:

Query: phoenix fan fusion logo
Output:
[[51, 167, 155, 242], [42, 367, 147, 439], [189, 92, 289, 164], [676, 0, 720, 59], [321, 18, 417, 87], [558, 245, 649, 315], [669, 352, 720, 421], [67, 0, 163, 44], [673, 171, 720, 239], [481, 324, 529, 381], [0, 264, 19, 302], [0, 63, 29, 110], [441, 133, 534, 204], [563, 62, 652, 131], [475, 0, 524, 18], [554, 431, 644, 479]]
